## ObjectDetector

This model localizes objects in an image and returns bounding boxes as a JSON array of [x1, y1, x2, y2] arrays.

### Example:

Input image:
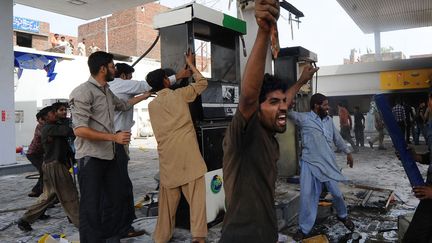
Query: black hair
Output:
[[88, 51, 114, 76], [38, 106, 55, 119], [146, 68, 167, 92], [115, 63, 135, 78], [52, 102, 68, 111], [36, 111, 42, 120], [258, 74, 288, 104], [163, 68, 176, 77], [310, 93, 327, 110]]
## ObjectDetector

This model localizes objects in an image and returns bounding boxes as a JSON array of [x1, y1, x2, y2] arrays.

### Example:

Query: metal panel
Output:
[[16, 0, 152, 20], [316, 57, 432, 96], [211, 38, 239, 83], [319, 57, 432, 76], [197, 125, 228, 171], [276, 120, 299, 178], [159, 23, 193, 73], [337, 0, 432, 33], [153, 6, 192, 30]]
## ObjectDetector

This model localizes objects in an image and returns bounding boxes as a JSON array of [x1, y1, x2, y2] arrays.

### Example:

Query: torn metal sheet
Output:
[[343, 184, 395, 212]]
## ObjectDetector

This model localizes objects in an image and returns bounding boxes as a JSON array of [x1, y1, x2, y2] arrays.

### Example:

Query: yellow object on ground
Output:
[[302, 234, 329, 243], [318, 201, 332, 207], [38, 234, 67, 243]]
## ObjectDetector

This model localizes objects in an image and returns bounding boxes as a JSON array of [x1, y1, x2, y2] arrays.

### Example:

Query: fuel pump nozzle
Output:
[[311, 61, 318, 93]]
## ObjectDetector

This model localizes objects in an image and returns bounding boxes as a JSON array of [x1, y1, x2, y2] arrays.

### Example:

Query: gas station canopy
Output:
[[336, 0, 432, 33], [14, 0, 154, 20], [15, 0, 432, 33]]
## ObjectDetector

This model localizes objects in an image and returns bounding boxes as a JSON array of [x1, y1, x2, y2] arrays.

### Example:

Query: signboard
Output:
[[1, 110, 13, 123], [13, 16, 40, 33], [380, 68, 432, 90]]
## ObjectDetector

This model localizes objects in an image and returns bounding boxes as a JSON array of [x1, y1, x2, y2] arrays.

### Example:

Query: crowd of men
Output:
[[334, 96, 429, 153], [49, 34, 90, 56], [17, 0, 432, 242]]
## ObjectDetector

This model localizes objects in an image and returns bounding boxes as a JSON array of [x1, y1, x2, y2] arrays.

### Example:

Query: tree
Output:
[[381, 46, 394, 53]]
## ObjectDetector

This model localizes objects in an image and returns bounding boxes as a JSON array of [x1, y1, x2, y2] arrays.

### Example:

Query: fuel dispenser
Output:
[[153, 3, 246, 227], [274, 46, 318, 178]]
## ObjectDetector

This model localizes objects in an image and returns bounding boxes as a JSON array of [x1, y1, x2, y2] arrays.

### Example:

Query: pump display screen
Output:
[[200, 79, 239, 119], [201, 80, 239, 104]]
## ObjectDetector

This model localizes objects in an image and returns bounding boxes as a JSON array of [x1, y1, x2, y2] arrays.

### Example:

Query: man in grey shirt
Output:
[[69, 51, 149, 243]]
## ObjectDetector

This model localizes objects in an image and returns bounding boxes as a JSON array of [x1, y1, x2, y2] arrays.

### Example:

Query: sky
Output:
[[13, 0, 432, 66]]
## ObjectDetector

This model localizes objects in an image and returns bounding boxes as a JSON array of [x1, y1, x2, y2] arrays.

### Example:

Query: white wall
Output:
[[15, 101, 37, 147], [14, 53, 162, 142], [15, 55, 91, 107]]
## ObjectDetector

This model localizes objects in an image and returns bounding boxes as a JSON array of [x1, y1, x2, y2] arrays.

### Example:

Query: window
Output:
[[16, 32, 32, 48], [15, 110, 24, 123], [194, 39, 211, 77]]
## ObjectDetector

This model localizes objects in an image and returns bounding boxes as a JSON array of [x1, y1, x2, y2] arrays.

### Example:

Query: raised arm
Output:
[[126, 92, 151, 106], [185, 49, 207, 95], [285, 64, 319, 107], [111, 90, 151, 112], [239, 0, 280, 121], [175, 49, 208, 102]]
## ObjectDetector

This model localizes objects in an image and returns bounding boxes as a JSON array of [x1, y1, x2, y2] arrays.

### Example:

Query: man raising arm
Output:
[[220, 1, 318, 242]]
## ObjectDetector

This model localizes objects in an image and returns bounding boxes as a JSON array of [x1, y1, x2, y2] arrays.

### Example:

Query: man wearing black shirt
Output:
[[353, 106, 365, 147], [400, 92, 432, 242], [414, 102, 427, 145], [17, 106, 79, 231]]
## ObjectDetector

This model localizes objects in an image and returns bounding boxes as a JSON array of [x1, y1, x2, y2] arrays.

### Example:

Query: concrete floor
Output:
[[0, 136, 428, 242]]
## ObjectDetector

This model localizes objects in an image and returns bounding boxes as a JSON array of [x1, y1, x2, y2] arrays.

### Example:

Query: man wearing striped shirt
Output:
[[392, 100, 406, 136]]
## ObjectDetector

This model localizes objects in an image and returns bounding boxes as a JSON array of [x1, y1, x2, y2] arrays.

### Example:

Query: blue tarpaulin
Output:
[[14, 51, 58, 82], [375, 94, 425, 187]]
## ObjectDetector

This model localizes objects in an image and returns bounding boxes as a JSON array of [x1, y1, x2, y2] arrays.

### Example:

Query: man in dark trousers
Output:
[[219, 1, 318, 242], [404, 101, 415, 144], [70, 51, 149, 242], [17, 106, 79, 231], [400, 92, 432, 243], [353, 106, 365, 147], [338, 103, 358, 152], [392, 99, 406, 136], [108, 63, 154, 238], [414, 101, 427, 145], [26, 108, 49, 197]]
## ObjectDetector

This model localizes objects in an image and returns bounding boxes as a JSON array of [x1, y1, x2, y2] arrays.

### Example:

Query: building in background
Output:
[[13, 16, 77, 54], [78, 2, 168, 60]]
